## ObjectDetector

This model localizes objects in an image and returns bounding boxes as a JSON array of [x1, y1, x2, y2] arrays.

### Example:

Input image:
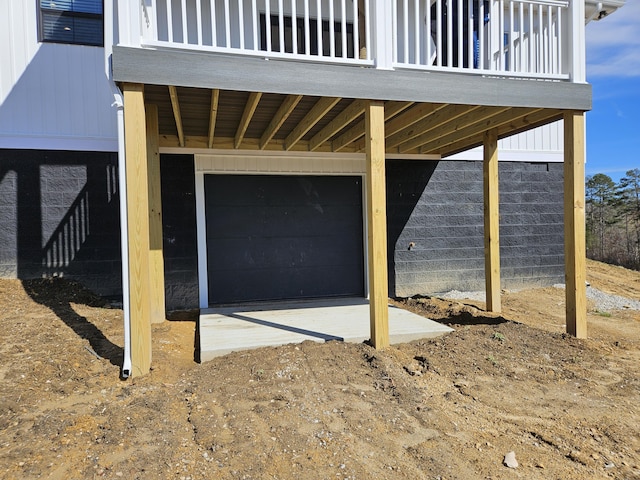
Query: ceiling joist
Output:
[[284, 97, 341, 151], [235, 92, 262, 149], [398, 105, 509, 153], [309, 99, 366, 151], [390, 104, 479, 151], [419, 107, 543, 154], [259, 94, 303, 150], [207, 89, 220, 149], [168, 85, 185, 147], [331, 100, 415, 152]]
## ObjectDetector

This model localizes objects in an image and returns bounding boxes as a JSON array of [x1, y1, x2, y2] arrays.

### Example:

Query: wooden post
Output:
[[146, 104, 166, 325], [564, 111, 587, 338], [123, 83, 152, 377], [365, 100, 389, 348], [483, 128, 501, 312]]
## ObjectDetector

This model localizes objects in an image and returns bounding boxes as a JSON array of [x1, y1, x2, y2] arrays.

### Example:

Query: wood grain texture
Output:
[[564, 111, 587, 338], [146, 104, 166, 325], [365, 100, 389, 349], [483, 128, 501, 313], [123, 83, 152, 377]]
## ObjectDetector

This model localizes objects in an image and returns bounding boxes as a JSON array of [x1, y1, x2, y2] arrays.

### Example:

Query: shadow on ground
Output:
[[22, 278, 123, 367]]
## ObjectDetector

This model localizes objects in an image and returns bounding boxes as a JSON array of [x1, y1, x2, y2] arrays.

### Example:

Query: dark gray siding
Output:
[[387, 160, 565, 297], [0, 149, 122, 296], [160, 154, 199, 310]]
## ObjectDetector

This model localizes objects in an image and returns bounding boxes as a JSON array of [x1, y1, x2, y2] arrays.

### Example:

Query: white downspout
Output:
[[106, 0, 132, 379], [113, 88, 132, 379]]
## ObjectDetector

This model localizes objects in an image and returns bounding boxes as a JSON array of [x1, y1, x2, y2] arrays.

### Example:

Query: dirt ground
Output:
[[1, 259, 639, 480]]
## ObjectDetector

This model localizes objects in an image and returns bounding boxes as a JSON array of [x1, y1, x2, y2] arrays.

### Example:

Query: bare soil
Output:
[[1, 259, 639, 480]]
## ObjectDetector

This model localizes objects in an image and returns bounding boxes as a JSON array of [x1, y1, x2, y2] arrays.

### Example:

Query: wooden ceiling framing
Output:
[[144, 85, 563, 156]]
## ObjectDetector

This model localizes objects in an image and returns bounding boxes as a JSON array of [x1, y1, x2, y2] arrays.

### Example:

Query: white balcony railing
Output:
[[121, 0, 581, 80]]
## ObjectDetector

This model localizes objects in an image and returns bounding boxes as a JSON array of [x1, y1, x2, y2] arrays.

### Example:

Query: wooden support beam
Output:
[[207, 89, 220, 149], [146, 104, 165, 325], [122, 83, 152, 377], [483, 128, 501, 313], [235, 92, 262, 149], [564, 111, 587, 338], [365, 100, 389, 349], [168, 86, 184, 147], [284, 97, 341, 151], [259, 94, 302, 150], [332, 101, 414, 152], [309, 99, 366, 151]]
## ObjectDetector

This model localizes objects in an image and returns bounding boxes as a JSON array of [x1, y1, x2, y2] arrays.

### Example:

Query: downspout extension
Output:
[[111, 83, 132, 379]]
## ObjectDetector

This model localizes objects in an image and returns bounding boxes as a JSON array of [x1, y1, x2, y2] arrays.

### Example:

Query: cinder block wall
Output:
[[387, 159, 565, 297], [160, 154, 199, 310], [0, 149, 122, 296]]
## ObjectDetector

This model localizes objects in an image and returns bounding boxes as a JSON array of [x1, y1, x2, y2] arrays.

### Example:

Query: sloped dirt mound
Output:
[[1, 262, 639, 479]]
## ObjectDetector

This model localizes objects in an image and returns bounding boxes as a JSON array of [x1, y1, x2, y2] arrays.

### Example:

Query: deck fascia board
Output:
[[113, 46, 592, 111]]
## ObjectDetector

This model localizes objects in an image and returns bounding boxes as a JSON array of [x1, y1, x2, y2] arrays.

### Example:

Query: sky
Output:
[[585, 0, 640, 183]]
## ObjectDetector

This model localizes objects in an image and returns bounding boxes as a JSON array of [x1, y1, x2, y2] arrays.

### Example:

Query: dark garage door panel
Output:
[[205, 175, 364, 304]]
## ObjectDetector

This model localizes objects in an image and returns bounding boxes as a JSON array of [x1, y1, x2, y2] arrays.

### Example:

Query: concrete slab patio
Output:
[[199, 298, 453, 362]]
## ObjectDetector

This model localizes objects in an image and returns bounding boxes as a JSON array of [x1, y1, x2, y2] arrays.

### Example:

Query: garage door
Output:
[[205, 175, 365, 304]]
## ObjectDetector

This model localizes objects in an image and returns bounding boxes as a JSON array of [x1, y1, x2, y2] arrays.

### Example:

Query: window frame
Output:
[[37, 0, 104, 47]]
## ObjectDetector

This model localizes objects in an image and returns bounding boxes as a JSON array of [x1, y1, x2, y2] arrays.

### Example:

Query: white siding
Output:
[[448, 121, 564, 162], [0, 0, 117, 151]]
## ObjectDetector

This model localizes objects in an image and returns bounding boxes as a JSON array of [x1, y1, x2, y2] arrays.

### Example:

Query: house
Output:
[[0, 0, 624, 377]]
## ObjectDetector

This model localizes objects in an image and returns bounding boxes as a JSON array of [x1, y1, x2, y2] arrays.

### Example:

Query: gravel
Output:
[[439, 286, 640, 312]]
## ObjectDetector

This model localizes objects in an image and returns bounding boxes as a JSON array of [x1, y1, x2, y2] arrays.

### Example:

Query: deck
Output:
[[199, 298, 453, 361]]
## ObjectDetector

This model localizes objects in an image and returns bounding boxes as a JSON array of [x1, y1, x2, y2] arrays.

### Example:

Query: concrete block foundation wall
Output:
[[0, 149, 122, 296], [0, 151, 565, 310], [387, 159, 565, 297]]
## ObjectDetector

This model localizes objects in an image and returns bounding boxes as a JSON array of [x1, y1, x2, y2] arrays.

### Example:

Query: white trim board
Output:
[[0, 134, 118, 152], [194, 153, 372, 308]]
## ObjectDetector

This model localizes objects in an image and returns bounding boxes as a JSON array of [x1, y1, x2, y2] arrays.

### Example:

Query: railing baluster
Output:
[[292, 0, 298, 54], [509, 0, 514, 71], [499, 0, 504, 71], [556, 6, 562, 75], [457, 0, 462, 67], [341, 0, 347, 58], [414, 0, 420, 64], [426, 0, 431, 65], [304, 0, 311, 55], [537, 4, 542, 72], [252, 0, 258, 50], [479, 0, 484, 69], [196, 0, 203, 45], [265, 0, 272, 52], [518, 2, 524, 72], [546, 5, 552, 73], [181, 0, 188, 43], [211, 0, 217, 47], [224, 0, 231, 47], [403, 0, 409, 63], [278, 0, 284, 52], [392, 0, 398, 63], [365, 0, 370, 60], [467, 0, 473, 68], [167, 0, 174, 42], [436, 0, 442, 66], [354, 0, 360, 58], [528, 2, 533, 71], [446, 0, 452, 66], [316, 0, 322, 56], [329, 0, 335, 57], [238, 0, 245, 49]]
